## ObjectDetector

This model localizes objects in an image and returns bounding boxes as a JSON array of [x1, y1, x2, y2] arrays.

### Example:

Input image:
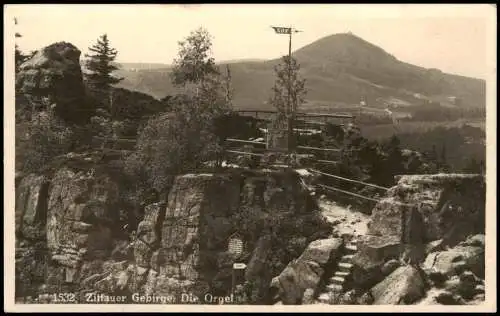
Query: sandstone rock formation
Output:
[[271, 238, 343, 304], [15, 168, 330, 304], [16, 174, 49, 240], [350, 235, 402, 290], [369, 174, 485, 248], [346, 174, 485, 305], [16, 42, 88, 123], [370, 265, 427, 304], [423, 234, 485, 278]]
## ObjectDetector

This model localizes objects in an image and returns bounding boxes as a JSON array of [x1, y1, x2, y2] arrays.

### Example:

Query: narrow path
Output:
[[317, 198, 370, 238], [313, 198, 371, 304]]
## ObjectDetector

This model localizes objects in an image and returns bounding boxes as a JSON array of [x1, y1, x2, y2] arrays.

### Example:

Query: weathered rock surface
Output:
[[368, 174, 485, 248], [15, 174, 49, 240], [381, 259, 401, 276], [370, 265, 426, 305], [15, 168, 329, 303], [271, 238, 343, 304], [134, 202, 166, 268], [16, 42, 87, 123], [351, 235, 401, 289], [46, 167, 120, 265], [423, 237, 485, 278]]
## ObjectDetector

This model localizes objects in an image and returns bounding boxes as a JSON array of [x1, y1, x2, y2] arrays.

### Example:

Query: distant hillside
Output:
[[115, 33, 486, 111], [118, 62, 171, 70], [219, 58, 267, 64]]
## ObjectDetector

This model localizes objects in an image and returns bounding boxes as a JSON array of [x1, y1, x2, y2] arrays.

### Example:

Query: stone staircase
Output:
[[316, 237, 359, 304]]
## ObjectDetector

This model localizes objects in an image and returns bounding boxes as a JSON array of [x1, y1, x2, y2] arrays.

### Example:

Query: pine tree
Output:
[[84, 34, 123, 105], [268, 55, 306, 151], [269, 56, 307, 121]]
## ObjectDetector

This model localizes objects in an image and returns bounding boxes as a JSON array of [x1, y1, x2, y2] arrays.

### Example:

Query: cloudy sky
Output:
[[6, 4, 496, 79]]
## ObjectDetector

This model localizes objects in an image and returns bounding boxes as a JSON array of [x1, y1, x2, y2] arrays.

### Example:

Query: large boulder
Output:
[[423, 235, 485, 278], [351, 235, 402, 290], [16, 42, 88, 123], [370, 265, 427, 305], [368, 174, 485, 248], [271, 238, 343, 304]]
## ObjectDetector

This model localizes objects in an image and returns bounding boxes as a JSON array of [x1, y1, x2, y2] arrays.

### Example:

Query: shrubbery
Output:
[[17, 111, 75, 173]]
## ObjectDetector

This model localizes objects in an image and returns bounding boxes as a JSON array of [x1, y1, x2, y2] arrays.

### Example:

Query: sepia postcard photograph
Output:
[[3, 3, 497, 313]]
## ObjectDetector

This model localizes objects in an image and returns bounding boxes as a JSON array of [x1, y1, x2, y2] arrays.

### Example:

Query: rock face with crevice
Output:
[[324, 173, 486, 305], [369, 174, 485, 247], [15, 165, 127, 299], [350, 235, 402, 290], [16, 174, 50, 241], [271, 238, 343, 304], [423, 234, 485, 278], [15, 174, 50, 299], [15, 168, 330, 304], [14, 165, 486, 305]]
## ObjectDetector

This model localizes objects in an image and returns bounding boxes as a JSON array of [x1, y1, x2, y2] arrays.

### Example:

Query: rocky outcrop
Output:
[[133, 202, 166, 268], [370, 265, 427, 305], [350, 235, 402, 290], [154, 174, 242, 296], [343, 174, 486, 305], [46, 168, 120, 259], [15, 165, 126, 299], [15, 174, 50, 240], [368, 174, 485, 249], [16, 42, 87, 123], [16, 168, 330, 303], [423, 234, 485, 278], [271, 238, 343, 304]]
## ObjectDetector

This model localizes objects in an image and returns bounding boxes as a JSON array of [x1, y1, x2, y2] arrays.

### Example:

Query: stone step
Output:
[[340, 254, 354, 262], [345, 244, 358, 252], [333, 271, 350, 278], [330, 276, 346, 285], [326, 283, 344, 292], [338, 262, 353, 272], [317, 293, 331, 304]]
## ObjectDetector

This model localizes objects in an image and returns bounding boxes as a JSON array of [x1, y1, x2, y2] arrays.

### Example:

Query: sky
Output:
[[6, 4, 496, 79]]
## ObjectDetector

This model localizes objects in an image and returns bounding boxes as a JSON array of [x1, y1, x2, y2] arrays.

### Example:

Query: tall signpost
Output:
[[271, 26, 302, 162]]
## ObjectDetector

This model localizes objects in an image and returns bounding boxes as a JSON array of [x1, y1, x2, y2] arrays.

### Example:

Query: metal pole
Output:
[[231, 267, 236, 299]]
